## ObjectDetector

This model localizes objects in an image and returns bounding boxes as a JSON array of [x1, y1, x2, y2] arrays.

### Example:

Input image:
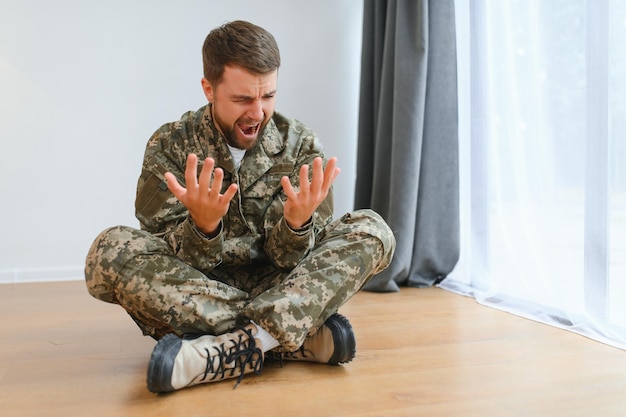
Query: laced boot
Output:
[[269, 313, 356, 365], [146, 325, 264, 393]]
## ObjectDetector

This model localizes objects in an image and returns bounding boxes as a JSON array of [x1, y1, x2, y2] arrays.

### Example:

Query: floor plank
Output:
[[1, 281, 625, 417]]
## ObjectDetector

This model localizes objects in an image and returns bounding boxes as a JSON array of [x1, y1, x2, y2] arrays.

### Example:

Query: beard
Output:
[[212, 105, 269, 151]]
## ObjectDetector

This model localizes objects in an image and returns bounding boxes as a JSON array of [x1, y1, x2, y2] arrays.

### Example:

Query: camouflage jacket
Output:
[[135, 104, 334, 273]]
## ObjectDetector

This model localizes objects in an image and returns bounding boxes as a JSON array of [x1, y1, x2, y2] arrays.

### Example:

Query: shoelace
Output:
[[201, 327, 264, 389], [265, 345, 314, 367], [283, 345, 312, 360]]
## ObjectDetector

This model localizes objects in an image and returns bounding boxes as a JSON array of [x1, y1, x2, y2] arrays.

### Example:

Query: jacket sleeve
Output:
[[134, 117, 225, 272], [262, 128, 335, 270]]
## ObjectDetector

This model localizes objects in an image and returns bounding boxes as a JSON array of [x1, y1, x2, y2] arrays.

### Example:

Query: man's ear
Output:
[[201, 78, 214, 102]]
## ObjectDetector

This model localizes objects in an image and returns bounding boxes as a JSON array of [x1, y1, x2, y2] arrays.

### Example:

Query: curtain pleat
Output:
[[355, 0, 460, 291]]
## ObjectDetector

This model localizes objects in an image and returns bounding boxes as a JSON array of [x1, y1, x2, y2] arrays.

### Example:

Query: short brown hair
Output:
[[202, 20, 281, 85]]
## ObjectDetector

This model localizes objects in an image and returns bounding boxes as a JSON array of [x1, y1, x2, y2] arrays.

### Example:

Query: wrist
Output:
[[191, 218, 221, 239], [285, 217, 312, 233]]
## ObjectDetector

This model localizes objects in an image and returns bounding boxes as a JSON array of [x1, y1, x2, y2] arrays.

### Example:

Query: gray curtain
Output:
[[355, 0, 460, 292]]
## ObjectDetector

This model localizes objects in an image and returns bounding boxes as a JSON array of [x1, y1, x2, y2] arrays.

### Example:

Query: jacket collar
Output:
[[202, 105, 286, 191]]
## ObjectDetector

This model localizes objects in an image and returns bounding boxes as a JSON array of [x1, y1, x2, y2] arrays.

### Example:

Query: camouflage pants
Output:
[[84, 209, 395, 351]]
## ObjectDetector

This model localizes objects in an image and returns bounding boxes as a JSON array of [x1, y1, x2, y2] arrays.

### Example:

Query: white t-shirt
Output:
[[227, 145, 246, 169]]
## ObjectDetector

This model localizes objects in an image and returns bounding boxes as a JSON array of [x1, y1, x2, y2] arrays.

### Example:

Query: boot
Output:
[[147, 325, 263, 393], [268, 313, 356, 365]]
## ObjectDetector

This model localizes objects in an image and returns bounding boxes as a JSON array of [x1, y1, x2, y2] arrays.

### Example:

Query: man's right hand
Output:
[[164, 154, 238, 237]]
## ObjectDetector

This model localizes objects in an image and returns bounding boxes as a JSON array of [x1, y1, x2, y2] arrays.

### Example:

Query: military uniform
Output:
[[85, 105, 395, 352]]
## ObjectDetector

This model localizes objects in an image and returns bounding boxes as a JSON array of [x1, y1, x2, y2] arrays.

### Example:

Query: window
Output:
[[447, 0, 626, 349]]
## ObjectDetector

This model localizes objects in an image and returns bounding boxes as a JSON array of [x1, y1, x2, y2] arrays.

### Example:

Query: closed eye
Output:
[[263, 91, 277, 99], [231, 93, 276, 104]]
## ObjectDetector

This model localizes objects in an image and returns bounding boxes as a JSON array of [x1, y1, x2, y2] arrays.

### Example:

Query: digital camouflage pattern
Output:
[[85, 105, 396, 351]]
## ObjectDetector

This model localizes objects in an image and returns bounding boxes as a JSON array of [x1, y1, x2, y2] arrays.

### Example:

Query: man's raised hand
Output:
[[280, 157, 340, 229], [164, 154, 238, 236]]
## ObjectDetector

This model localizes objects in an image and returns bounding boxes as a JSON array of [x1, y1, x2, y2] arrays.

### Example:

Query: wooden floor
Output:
[[1, 281, 625, 417]]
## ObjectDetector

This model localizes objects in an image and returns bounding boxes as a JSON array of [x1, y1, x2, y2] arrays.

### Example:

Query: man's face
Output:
[[202, 65, 278, 150]]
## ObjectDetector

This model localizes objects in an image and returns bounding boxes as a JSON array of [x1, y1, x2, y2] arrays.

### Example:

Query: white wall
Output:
[[0, 0, 363, 283]]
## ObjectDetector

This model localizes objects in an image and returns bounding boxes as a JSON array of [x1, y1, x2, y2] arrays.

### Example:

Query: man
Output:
[[85, 20, 395, 393]]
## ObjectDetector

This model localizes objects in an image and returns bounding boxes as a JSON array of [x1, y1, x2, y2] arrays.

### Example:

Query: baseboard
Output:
[[0, 267, 84, 284]]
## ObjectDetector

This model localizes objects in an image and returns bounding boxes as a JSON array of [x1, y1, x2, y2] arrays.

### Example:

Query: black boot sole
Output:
[[146, 333, 182, 393], [326, 313, 356, 365]]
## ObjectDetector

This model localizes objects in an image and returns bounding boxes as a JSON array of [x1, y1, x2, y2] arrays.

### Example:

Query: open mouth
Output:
[[237, 122, 260, 138]]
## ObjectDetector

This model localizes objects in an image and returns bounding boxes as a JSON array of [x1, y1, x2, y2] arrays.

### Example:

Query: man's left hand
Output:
[[281, 157, 340, 229]]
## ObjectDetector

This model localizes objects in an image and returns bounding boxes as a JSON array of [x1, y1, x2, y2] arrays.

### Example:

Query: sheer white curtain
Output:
[[445, 0, 626, 349]]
